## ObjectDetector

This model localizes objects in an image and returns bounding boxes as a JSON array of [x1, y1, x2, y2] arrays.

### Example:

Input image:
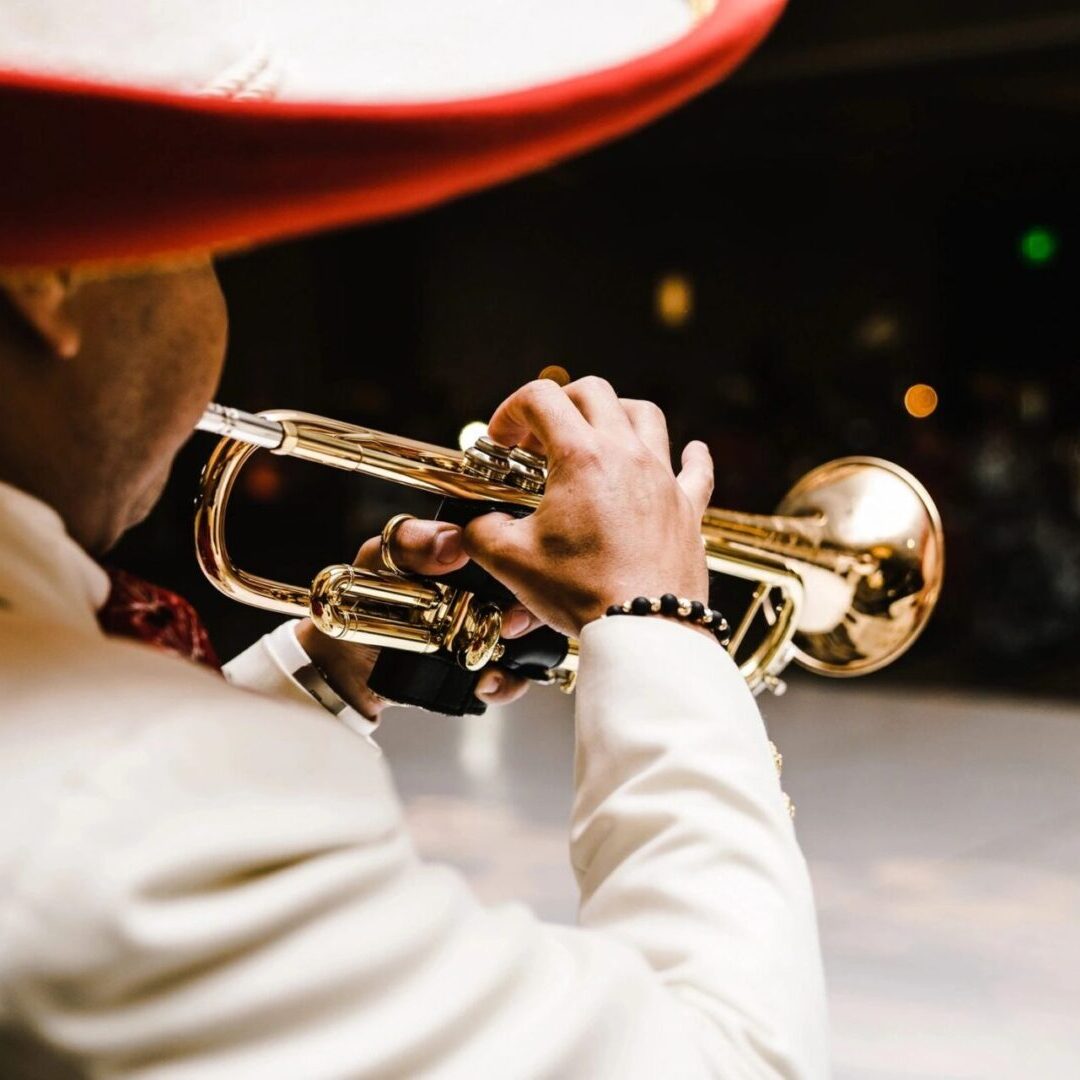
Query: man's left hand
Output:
[[295, 518, 538, 721]]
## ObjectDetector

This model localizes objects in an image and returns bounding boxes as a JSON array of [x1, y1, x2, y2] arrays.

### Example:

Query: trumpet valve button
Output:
[[507, 446, 547, 493], [508, 445, 545, 469], [463, 437, 512, 480], [475, 435, 512, 456]]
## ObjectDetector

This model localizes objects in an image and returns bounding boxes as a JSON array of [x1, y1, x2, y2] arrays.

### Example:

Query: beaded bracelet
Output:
[[604, 594, 732, 648]]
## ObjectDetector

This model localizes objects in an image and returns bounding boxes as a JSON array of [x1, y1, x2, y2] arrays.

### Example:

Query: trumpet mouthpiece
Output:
[[196, 404, 284, 450]]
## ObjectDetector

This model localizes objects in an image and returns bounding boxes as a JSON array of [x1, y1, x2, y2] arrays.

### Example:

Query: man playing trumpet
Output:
[[0, 263, 826, 1077], [0, 1, 827, 1075]]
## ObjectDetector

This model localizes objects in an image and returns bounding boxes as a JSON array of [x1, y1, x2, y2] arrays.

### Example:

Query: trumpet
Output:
[[194, 404, 943, 703]]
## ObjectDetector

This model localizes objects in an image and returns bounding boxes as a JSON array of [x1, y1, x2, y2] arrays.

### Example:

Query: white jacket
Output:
[[0, 480, 828, 1078]]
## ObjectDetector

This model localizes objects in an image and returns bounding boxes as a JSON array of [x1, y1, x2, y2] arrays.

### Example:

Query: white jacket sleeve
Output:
[[571, 617, 828, 1076], [2, 618, 827, 1079]]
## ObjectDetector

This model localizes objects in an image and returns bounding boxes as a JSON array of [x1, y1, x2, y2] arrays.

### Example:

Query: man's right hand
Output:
[[462, 377, 715, 639]]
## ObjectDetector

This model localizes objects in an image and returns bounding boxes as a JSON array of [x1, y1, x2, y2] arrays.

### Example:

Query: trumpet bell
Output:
[[778, 457, 944, 677]]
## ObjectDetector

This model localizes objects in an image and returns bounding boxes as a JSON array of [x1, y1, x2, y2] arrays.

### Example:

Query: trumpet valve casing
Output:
[[308, 564, 505, 670]]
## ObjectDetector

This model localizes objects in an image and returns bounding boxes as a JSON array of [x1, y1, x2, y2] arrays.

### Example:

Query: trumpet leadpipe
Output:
[[196, 403, 285, 449]]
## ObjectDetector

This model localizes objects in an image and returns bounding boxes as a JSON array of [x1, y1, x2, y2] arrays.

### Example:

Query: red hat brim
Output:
[[0, 0, 784, 269]]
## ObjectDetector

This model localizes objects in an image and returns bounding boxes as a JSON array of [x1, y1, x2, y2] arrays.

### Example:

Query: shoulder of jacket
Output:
[[0, 618, 395, 979]]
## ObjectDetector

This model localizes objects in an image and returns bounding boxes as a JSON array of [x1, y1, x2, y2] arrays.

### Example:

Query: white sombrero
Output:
[[0, 0, 786, 267]]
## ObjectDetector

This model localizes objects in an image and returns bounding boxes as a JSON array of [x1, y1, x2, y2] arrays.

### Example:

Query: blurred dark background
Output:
[[114, 0, 1080, 697]]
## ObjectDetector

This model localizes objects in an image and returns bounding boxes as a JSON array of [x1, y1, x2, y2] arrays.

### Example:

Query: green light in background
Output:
[[1019, 226, 1059, 266]]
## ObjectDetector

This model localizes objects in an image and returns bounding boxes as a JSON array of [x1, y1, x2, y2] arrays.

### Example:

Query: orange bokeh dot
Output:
[[904, 383, 938, 419], [538, 365, 571, 386], [655, 273, 693, 327], [242, 458, 285, 502]]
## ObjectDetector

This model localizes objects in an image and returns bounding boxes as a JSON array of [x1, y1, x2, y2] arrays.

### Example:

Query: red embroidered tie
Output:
[[97, 568, 221, 672]]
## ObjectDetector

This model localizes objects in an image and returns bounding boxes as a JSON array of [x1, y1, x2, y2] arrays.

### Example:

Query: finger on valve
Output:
[[486, 379, 592, 459], [560, 376, 634, 431]]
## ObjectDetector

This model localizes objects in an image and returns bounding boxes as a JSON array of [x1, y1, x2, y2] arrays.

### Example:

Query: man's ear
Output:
[[0, 271, 80, 359]]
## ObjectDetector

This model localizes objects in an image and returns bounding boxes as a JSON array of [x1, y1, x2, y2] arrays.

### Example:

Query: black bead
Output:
[[606, 604, 623, 617], [689, 600, 705, 621], [660, 593, 679, 616], [631, 596, 652, 616]]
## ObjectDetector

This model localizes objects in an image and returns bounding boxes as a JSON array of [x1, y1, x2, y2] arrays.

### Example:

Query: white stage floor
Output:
[[378, 678, 1080, 1080]]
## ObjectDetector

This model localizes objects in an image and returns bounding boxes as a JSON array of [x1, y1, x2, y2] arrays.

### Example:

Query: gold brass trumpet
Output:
[[195, 404, 943, 697]]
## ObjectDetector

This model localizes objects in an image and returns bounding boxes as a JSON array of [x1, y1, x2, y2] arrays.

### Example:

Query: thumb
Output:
[[461, 511, 531, 578], [353, 518, 468, 576], [676, 440, 715, 515]]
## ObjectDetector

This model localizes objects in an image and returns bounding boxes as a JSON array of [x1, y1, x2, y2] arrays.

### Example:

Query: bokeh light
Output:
[[458, 420, 489, 450], [537, 365, 571, 386], [241, 457, 285, 502], [1019, 226, 1059, 266], [904, 383, 939, 419], [655, 273, 694, 327], [854, 311, 900, 350]]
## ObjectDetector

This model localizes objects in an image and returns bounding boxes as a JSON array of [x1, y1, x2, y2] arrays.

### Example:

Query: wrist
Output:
[[576, 575, 709, 634], [600, 594, 731, 647], [294, 619, 386, 723]]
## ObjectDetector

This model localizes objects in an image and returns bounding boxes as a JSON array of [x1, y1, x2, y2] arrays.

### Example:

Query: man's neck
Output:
[[0, 445, 107, 556]]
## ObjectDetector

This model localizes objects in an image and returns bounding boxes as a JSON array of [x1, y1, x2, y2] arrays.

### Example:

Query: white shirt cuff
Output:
[[224, 620, 379, 738]]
